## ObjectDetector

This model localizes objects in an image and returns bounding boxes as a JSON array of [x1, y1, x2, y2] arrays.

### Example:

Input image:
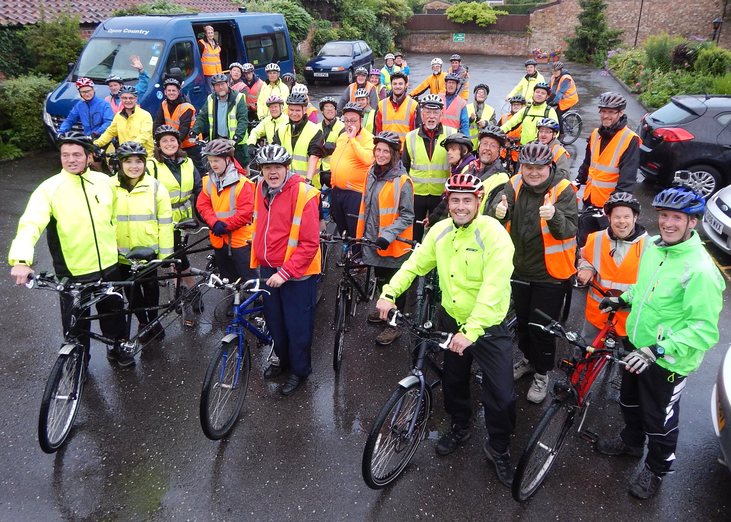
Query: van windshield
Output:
[[74, 38, 165, 82]]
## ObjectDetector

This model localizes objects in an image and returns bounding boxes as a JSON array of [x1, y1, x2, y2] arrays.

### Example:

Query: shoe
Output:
[[513, 357, 535, 381], [281, 374, 306, 396], [367, 310, 384, 324], [435, 424, 471, 456], [263, 364, 285, 379], [106, 343, 119, 361], [527, 373, 549, 403], [116, 341, 136, 368], [375, 326, 401, 346], [596, 435, 643, 458], [628, 465, 663, 499], [482, 440, 514, 488]]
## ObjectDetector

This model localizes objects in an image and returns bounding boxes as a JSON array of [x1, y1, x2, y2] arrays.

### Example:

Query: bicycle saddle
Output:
[[175, 218, 199, 230], [125, 247, 157, 262]]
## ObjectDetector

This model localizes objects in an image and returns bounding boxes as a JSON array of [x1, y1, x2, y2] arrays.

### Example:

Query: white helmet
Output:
[[431, 57, 443, 67], [264, 63, 280, 72], [291, 84, 308, 95]]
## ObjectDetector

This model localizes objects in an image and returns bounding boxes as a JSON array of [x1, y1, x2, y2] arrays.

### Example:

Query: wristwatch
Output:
[[652, 345, 665, 358]]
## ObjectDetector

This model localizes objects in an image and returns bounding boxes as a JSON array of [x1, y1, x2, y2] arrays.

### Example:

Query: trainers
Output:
[[281, 374, 306, 396], [527, 373, 549, 403], [596, 435, 643, 458], [482, 440, 514, 488], [435, 425, 471, 456], [106, 344, 119, 361], [629, 465, 662, 499], [513, 357, 535, 381], [116, 341, 136, 368], [263, 364, 285, 379], [375, 326, 401, 346], [367, 310, 384, 324]]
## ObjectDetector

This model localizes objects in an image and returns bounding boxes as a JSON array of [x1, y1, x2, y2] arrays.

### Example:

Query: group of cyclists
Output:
[[8, 52, 725, 500]]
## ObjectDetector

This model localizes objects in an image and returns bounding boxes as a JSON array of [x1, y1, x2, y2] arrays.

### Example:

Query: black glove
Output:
[[322, 142, 336, 155], [189, 130, 198, 139], [375, 237, 390, 250], [320, 170, 332, 188], [247, 145, 257, 160], [599, 296, 627, 313], [212, 221, 228, 236]]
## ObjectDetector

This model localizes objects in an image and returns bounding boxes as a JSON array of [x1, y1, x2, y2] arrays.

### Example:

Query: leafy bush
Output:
[[24, 14, 85, 81], [638, 70, 713, 108], [710, 72, 731, 94], [643, 33, 685, 72], [501, 1, 550, 14], [566, 0, 623, 66], [446, 2, 508, 28], [694, 46, 731, 76], [312, 20, 340, 52], [113, 0, 196, 15], [0, 75, 58, 151], [243, 0, 314, 45], [0, 27, 31, 77], [607, 48, 645, 87], [366, 24, 395, 57]]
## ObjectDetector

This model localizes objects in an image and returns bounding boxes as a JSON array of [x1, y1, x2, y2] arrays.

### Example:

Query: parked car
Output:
[[303, 40, 373, 85], [711, 345, 731, 472], [638, 95, 731, 197], [702, 183, 731, 254]]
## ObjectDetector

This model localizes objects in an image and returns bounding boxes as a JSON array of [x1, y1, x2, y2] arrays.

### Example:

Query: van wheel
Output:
[[346, 68, 354, 85]]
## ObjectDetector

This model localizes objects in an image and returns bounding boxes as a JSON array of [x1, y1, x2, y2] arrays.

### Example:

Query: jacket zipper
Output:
[[631, 251, 666, 342], [80, 175, 104, 274]]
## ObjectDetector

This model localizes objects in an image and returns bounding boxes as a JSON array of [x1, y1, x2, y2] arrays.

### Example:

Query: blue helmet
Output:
[[537, 118, 560, 132], [652, 186, 705, 216]]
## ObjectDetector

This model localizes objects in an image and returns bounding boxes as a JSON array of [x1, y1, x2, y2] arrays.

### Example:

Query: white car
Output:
[[702, 184, 731, 254], [711, 345, 731, 471]]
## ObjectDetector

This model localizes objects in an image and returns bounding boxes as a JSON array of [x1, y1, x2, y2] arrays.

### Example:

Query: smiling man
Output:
[[94, 85, 154, 155]]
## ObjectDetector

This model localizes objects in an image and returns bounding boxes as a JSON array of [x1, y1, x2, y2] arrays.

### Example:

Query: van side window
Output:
[[165, 41, 195, 79], [244, 32, 289, 66]]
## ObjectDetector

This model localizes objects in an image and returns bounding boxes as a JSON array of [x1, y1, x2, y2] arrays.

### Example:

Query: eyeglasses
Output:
[[343, 118, 360, 124]]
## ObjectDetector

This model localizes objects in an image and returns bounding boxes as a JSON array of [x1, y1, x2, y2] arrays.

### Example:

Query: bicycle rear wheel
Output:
[[38, 345, 86, 453], [316, 241, 330, 305], [332, 290, 349, 372], [199, 339, 251, 440], [362, 382, 431, 489], [512, 399, 576, 501], [560, 112, 582, 145]]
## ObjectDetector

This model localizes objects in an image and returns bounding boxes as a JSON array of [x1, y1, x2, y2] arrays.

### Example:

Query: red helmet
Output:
[[445, 173, 484, 198], [75, 77, 95, 89]]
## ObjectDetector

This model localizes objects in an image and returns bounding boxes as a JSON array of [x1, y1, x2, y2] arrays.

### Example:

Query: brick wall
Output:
[[401, 31, 529, 56]]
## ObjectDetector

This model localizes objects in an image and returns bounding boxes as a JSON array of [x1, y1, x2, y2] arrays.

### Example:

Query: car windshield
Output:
[[649, 100, 698, 125], [319, 43, 352, 57], [73, 38, 164, 83]]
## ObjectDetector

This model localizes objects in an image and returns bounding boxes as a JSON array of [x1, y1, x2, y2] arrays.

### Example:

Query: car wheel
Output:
[[686, 165, 722, 198], [346, 68, 354, 85]]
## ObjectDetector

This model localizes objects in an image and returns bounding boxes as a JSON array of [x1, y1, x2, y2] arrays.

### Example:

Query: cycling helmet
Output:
[[533, 81, 551, 93], [390, 71, 408, 83], [598, 91, 627, 110], [369, 68, 381, 76], [508, 94, 527, 105], [445, 72, 461, 83], [266, 94, 284, 106], [384, 53, 395, 61], [525, 59, 538, 66], [256, 144, 292, 166], [75, 77, 94, 89], [265, 63, 281, 72], [441, 132, 473, 153], [162, 77, 182, 89], [355, 66, 368, 76], [552, 61, 565, 71], [604, 192, 641, 215], [281, 72, 295, 83], [431, 57, 443, 67], [201, 139, 235, 157], [450, 53, 462, 62], [154, 124, 180, 143], [119, 85, 138, 96], [57, 131, 94, 152], [342, 102, 364, 116], [537, 118, 560, 132], [419, 94, 444, 109], [394, 51, 403, 58], [445, 173, 484, 197], [210, 73, 229, 85], [286, 92, 308, 106], [105, 75, 123, 85], [473, 83, 490, 95], [242, 62, 255, 72], [291, 84, 308, 95], [519, 142, 553, 166], [477, 124, 507, 146], [652, 186, 706, 216], [318, 96, 337, 110], [373, 131, 401, 151], [354, 87, 369, 99], [116, 141, 148, 160], [229, 62, 244, 73]]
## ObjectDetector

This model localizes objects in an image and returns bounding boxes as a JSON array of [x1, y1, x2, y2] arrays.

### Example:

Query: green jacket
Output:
[[192, 92, 249, 143], [622, 232, 725, 376], [382, 215, 514, 342]]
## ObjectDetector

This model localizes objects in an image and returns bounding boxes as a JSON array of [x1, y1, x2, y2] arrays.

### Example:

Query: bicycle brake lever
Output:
[[438, 333, 454, 350], [104, 286, 124, 299], [387, 309, 399, 327]]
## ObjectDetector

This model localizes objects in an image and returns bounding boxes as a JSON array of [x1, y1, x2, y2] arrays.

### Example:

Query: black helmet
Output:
[[445, 72, 461, 83], [450, 53, 462, 61], [552, 61, 565, 71], [508, 94, 526, 105], [473, 83, 490, 95], [533, 82, 551, 94], [210, 73, 229, 85], [441, 132, 473, 153], [477, 124, 507, 146], [652, 186, 706, 216], [105, 75, 123, 85], [604, 192, 641, 215], [116, 141, 148, 160], [256, 144, 292, 166], [525, 58, 538, 66], [519, 142, 553, 166], [390, 71, 408, 83], [342, 101, 363, 117], [162, 77, 182, 89], [318, 96, 337, 111], [201, 139, 234, 157], [119, 85, 137, 96], [598, 91, 627, 110], [57, 131, 94, 152], [154, 124, 180, 143], [286, 92, 308, 106], [373, 131, 401, 151]]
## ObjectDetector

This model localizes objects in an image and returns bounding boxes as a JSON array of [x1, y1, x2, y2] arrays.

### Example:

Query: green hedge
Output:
[[0, 75, 58, 154], [0, 27, 31, 78]]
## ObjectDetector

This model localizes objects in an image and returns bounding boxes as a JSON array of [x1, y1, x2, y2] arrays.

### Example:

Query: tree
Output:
[[113, 0, 196, 15], [446, 2, 508, 28], [565, 0, 623, 66], [24, 14, 85, 81]]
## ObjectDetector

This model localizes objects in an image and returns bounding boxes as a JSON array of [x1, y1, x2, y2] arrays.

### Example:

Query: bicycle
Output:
[[511, 283, 627, 501], [199, 275, 273, 440], [413, 268, 439, 329], [503, 139, 521, 175], [559, 109, 582, 145]]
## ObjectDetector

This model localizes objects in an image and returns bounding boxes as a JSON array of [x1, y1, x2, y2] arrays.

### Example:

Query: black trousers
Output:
[[619, 363, 686, 475], [331, 187, 362, 238], [414, 194, 443, 241], [214, 244, 257, 284], [512, 278, 568, 374], [373, 266, 406, 311], [119, 264, 160, 325], [439, 309, 516, 453]]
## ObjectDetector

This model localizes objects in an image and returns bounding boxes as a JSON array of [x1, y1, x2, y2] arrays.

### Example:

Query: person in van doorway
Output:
[[94, 85, 154, 156], [198, 25, 223, 87], [257, 63, 290, 120], [58, 78, 113, 140]]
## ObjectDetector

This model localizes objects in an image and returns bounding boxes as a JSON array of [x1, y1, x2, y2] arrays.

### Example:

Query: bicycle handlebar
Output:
[[196, 271, 271, 295], [320, 232, 420, 249], [386, 309, 453, 350], [26, 272, 135, 295]]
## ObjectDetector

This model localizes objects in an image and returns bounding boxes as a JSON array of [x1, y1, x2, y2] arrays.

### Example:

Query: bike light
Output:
[[653, 127, 694, 142]]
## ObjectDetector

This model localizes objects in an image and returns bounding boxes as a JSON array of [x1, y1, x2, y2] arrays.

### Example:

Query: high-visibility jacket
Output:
[[506, 175, 576, 279], [378, 96, 417, 145], [409, 72, 446, 97], [584, 126, 639, 207], [200, 175, 254, 249], [247, 113, 287, 146], [207, 92, 248, 144], [346, 82, 374, 103], [242, 78, 265, 112], [506, 72, 546, 103], [380, 65, 401, 91], [330, 128, 374, 193], [499, 112, 521, 162], [147, 157, 196, 224], [199, 39, 222, 76], [404, 126, 455, 196], [551, 142, 570, 163], [94, 106, 154, 155], [105, 94, 123, 114], [583, 229, 646, 337], [111, 175, 174, 262], [277, 120, 321, 177], [363, 109, 376, 134], [441, 95, 467, 131], [257, 81, 290, 120], [356, 174, 414, 258], [549, 73, 579, 111], [467, 103, 496, 147], [318, 118, 345, 173], [162, 100, 197, 148], [500, 102, 558, 145]]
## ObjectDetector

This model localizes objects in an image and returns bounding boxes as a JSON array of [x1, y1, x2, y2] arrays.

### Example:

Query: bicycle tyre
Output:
[[316, 241, 330, 305], [332, 290, 349, 372], [38, 346, 86, 453], [362, 382, 431, 489], [560, 112, 582, 145], [512, 399, 576, 501], [199, 340, 251, 440]]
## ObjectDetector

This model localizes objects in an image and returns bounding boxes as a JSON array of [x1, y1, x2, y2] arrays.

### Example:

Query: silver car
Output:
[[712, 345, 731, 471], [702, 184, 731, 254]]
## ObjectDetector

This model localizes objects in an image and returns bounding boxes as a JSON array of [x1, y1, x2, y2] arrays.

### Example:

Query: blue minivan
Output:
[[43, 11, 294, 139]]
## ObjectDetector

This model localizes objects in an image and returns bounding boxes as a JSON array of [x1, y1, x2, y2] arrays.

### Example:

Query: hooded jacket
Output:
[[58, 95, 114, 138]]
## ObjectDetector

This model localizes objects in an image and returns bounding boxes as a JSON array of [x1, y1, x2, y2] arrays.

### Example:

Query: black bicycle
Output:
[[413, 268, 439, 329], [559, 109, 583, 146]]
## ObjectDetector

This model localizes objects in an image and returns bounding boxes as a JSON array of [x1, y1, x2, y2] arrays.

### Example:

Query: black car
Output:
[[303, 40, 374, 85], [638, 95, 731, 196]]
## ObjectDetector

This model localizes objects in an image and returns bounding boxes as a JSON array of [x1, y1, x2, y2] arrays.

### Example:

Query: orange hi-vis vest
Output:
[[199, 40, 222, 76], [583, 229, 646, 336], [585, 126, 638, 207], [441, 95, 467, 130], [250, 182, 321, 276], [551, 142, 569, 163], [549, 74, 579, 111], [506, 175, 577, 280], [355, 174, 414, 258], [201, 176, 254, 249], [379, 96, 417, 146], [163, 101, 197, 148], [106, 95, 123, 114], [499, 113, 521, 162], [243, 78, 264, 111], [347, 82, 373, 103]]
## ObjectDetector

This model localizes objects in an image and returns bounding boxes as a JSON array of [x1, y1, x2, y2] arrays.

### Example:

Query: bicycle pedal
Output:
[[579, 429, 598, 444]]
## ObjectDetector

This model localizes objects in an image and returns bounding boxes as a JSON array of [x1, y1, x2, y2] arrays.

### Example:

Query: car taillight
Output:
[[653, 127, 694, 142]]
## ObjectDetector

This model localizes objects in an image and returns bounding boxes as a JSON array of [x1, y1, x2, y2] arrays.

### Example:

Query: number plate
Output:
[[313, 72, 329, 78], [705, 213, 724, 235]]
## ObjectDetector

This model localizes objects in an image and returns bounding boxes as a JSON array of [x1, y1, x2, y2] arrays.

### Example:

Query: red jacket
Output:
[[196, 163, 255, 235], [252, 174, 320, 281]]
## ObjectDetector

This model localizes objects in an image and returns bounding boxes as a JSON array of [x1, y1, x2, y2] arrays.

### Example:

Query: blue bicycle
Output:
[[199, 275, 273, 440]]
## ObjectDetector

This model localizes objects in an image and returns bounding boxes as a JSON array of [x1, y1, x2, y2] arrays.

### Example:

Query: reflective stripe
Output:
[[207, 93, 246, 143], [545, 239, 576, 254], [434, 224, 454, 243], [199, 40, 222, 76], [172, 199, 192, 210], [440, 95, 466, 129], [117, 214, 156, 222], [292, 215, 302, 225], [118, 244, 159, 255], [473, 228, 485, 251], [589, 178, 618, 187], [158, 217, 173, 225], [287, 238, 298, 248]]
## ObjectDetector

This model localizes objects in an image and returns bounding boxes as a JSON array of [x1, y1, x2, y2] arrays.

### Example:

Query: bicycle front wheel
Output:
[[560, 112, 582, 145], [362, 382, 431, 489], [512, 399, 576, 501], [199, 340, 251, 440], [332, 291, 349, 372], [38, 346, 86, 453]]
